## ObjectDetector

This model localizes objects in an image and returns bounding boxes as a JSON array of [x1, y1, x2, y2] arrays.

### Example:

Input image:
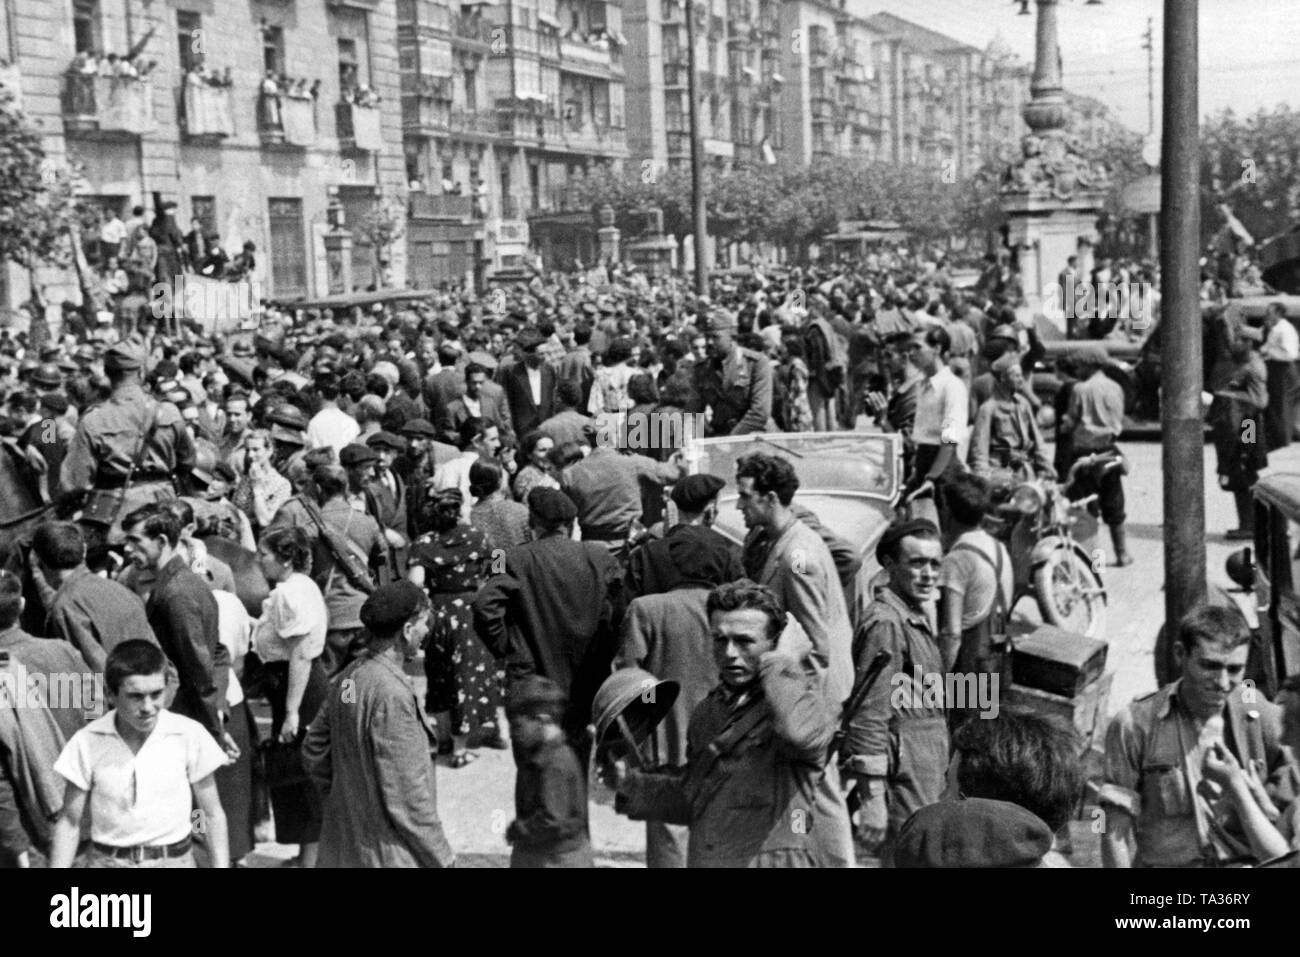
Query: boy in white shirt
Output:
[[50, 640, 229, 868]]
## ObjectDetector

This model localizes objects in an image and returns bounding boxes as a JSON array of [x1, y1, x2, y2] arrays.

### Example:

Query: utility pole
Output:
[[685, 0, 708, 296], [1142, 16, 1158, 260], [1160, 0, 1205, 629]]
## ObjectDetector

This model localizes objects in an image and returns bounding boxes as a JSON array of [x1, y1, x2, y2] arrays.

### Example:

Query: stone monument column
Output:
[[1000, 0, 1109, 330], [597, 203, 621, 264]]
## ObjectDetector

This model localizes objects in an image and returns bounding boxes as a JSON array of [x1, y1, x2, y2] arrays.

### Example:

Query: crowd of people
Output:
[[0, 245, 1297, 870]]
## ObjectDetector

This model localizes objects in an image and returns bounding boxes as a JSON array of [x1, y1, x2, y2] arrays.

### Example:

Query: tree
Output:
[[1201, 106, 1300, 248]]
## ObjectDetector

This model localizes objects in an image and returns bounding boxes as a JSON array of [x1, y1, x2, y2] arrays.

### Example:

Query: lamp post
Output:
[[1160, 0, 1205, 629], [685, 0, 708, 296]]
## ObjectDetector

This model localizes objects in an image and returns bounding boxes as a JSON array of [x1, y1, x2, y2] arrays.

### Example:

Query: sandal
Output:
[[450, 751, 477, 769]]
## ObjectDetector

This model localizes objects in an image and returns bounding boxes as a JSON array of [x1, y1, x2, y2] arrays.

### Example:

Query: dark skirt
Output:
[[423, 589, 504, 735], [266, 658, 328, 846]]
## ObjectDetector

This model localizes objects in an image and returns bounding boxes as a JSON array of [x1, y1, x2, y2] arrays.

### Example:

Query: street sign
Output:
[[1123, 174, 1162, 214]]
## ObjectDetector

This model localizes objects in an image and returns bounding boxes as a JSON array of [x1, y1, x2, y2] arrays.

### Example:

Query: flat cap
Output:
[[670, 473, 727, 512], [339, 442, 379, 467], [505, 675, 568, 719], [987, 324, 1019, 344], [359, 580, 428, 635], [527, 486, 577, 524], [990, 352, 1019, 376], [702, 307, 738, 334], [894, 799, 1054, 868], [266, 404, 308, 430], [876, 518, 940, 564], [399, 418, 438, 439], [73, 345, 97, 364], [366, 430, 406, 452], [515, 327, 546, 352], [104, 340, 146, 372], [230, 339, 255, 357], [270, 424, 306, 446]]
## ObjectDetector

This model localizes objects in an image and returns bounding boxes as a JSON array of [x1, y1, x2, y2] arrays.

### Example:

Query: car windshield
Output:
[[686, 431, 900, 502]]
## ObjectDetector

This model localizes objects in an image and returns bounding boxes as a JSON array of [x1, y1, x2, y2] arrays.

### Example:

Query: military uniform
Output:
[[59, 342, 194, 545], [1101, 681, 1299, 867], [692, 345, 775, 437], [970, 390, 1052, 480]]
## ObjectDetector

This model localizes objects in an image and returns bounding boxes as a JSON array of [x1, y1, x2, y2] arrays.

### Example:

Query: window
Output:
[[463, 68, 476, 110], [177, 10, 202, 72], [190, 196, 217, 235], [339, 38, 359, 94], [73, 0, 100, 55], [262, 25, 285, 75]]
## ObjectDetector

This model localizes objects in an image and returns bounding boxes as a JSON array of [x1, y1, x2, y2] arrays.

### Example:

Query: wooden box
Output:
[[1011, 625, 1108, 697], [1003, 671, 1114, 754]]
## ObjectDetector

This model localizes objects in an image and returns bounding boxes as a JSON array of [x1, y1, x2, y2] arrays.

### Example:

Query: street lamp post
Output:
[[685, 0, 708, 296], [1160, 0, 1205, 628]]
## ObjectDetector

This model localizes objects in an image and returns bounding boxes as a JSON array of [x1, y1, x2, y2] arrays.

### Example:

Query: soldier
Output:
[[690, 308, 775, 437], [969, 352, 1055, 482], [59, 339, 195, 555]]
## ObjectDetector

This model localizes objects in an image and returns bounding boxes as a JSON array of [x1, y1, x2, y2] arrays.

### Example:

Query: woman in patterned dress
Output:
[[407, 488, 503, 767]]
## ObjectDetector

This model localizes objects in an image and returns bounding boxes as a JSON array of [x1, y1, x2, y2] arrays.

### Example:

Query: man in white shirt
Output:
[[1261, 302, 1299, 451], [434, 417, 501, 520], [50, 639, 229, 868], [906, 327, 969, 520], [306, 371, 360, 455], [99, 209, 128, 262]]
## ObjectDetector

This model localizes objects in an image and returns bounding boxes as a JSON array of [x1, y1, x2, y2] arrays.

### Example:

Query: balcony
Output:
[[452, 13, 497, 48], [497, 108, 562, 144], [663, 63, 688, 87], [404, 94, 450, 134], [258, 92, 317, 147], [63, 72, 154, 136], [561, 120, 626, 154], [397, 0, 451, 31], [410, 192, 473, 220], [179, 79, 234, 140], [666, 129, 689, 155], [536, 184, 590, 215], [560, 35, 612, 74], [336, 101, 384, 150]]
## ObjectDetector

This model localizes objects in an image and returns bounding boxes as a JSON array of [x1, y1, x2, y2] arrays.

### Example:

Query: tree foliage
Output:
[[1201, 105, 1300, 246]]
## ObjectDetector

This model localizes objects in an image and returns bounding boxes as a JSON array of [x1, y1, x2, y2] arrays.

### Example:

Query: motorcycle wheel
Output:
[[1034, 547, 1107, 638]]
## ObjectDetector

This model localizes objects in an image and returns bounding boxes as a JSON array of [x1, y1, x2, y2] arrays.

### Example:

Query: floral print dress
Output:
[[412, 523, 502, 735]]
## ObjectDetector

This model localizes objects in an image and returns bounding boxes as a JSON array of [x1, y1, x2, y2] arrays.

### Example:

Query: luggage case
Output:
[[1011, 625, 1108, 697]]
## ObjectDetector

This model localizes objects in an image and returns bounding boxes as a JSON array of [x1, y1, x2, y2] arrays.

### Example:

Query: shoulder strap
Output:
[[300, 497, 376, 595], [124, 400, 163, 485], [950, 539, 1010, 623]]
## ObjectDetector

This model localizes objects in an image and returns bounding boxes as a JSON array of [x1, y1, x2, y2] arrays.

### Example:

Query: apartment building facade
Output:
[[1, 0, 411, 311]]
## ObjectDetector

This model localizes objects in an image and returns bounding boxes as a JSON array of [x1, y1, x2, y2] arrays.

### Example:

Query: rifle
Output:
[[832, 649, 892, 816]]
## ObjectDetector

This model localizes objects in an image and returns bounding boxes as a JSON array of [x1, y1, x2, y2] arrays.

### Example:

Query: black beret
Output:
[[366, 430, 406, 452], [399, 418, 438, 439], [339, 443, 379, 467], [670, 473, 726, 512], [40, 392, 69, 415], [359, 581, 428, 635], [515, 327, 545, 352], [894, 799, 1054, 868], [505, 674, 568, 719], [875, 518, 940, 564], [527, 487, 577, 524]]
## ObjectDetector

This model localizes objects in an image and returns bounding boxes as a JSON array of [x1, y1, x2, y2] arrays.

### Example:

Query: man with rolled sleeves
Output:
[[59, 339, 195, 553], [690, 308, 775, 437], [843, 519, 950, 866]]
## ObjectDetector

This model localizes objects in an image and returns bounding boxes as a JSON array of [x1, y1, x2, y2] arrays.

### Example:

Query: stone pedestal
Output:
[[1003, 191, 1105, 328], [324, 230, 354, 295]]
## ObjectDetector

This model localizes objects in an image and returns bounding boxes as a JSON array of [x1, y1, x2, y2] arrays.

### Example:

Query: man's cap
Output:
[[515, 327, 546, 352], [104, 340, 146, 373], [702, 307, 738, 334], [991, 352, 1019, 376], [56, 356, 79, 374], [987, 324, 1019, 344], [360, 580, 428, 635], [339, 442, 379, 467], [30, 363, 64, 388], [269, 424, 306, 446], [466, 349, 498, 371], [876, 518, 940, 563], [505, 675, 568, 719], [371, 360, 401, 386], [39, 392, 69, 415], [73, 344, 97, 364], [266, 404, 308, 430], [527, 486, 577, 524], [230, 339, 255, 358], [670, 473, 727, 512], [894, 799, 1054, 868], [399, 418, 438, 439], [155, 378, 190, 403], [39, 345, 61, 362], [365, 430, 406, 452]]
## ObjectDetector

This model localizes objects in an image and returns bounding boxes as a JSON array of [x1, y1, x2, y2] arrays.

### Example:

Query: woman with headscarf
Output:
[[408, 488, 505, 766]]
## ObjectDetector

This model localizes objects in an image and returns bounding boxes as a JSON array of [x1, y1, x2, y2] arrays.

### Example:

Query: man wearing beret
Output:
[[60, 338, 196, 550], [689, 309, 775, 437], [844, 518, 949, 866], [624, 473, 743, 600], [303, 581, 456, 868], [969, 351, 1054, 482], [473, 487, 624, 759]]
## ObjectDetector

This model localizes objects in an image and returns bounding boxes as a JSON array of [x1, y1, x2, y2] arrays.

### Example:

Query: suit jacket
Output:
[[146, 555, 230, 740], [422, 368, 464, 427], [438, 391, 516, 449], [502, 362, 557, 440], [303, 652, 455, 868]]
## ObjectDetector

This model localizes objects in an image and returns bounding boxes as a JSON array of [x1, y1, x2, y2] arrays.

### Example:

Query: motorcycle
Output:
[[985, 454, 1115, 638]]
